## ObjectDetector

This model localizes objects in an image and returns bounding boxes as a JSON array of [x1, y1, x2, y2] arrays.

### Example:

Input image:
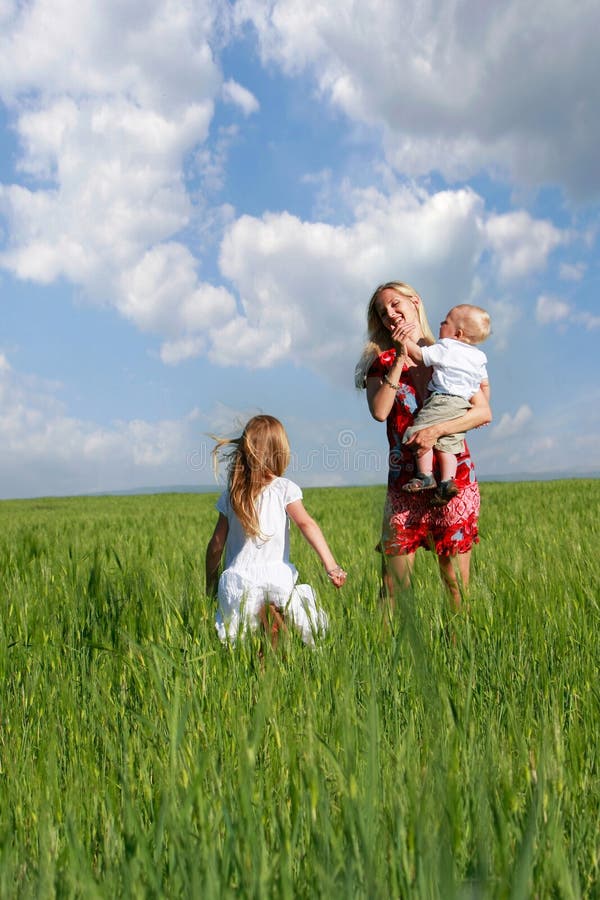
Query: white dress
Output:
[[215, 477, 328, 645]]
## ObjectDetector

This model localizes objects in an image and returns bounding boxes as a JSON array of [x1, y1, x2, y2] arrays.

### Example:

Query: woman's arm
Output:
[[403, 385, 492, 452], [205, 513, 229, 597], [366, 351, 406, 421], [286, 500, 347, 587]]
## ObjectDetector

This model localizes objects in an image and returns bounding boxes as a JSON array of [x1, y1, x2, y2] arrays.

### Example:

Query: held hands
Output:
[[390, 321, 417, 345], [326, 565, 347, 588]]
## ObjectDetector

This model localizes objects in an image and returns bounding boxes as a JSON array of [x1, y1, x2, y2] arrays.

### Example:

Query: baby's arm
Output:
[[205, 513, 229, 597], [394, 322, 425, 363], [286, 500, 347, 587]]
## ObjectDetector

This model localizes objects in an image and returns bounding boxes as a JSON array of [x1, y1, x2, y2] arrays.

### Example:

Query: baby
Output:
[[400, 304, 490, 505]]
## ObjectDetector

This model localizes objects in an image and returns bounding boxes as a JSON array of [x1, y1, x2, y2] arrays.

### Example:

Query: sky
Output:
[[0, 0, 599, 499]]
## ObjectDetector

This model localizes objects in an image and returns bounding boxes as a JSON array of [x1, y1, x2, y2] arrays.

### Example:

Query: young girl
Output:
[[205, 415, 346, 645]]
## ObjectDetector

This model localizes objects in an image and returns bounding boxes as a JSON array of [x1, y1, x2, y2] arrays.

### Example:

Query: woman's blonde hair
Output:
[[354, 281, 436, 388], [212, 415, 291, 538]]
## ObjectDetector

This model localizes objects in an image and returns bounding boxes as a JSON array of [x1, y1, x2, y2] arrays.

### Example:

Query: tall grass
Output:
[[0, 482, 598, 897]]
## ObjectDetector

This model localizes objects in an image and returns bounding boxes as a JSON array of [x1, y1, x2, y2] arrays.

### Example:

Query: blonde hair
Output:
[[354, 281, 436, 388], [450, 304, 491, 344], [212, 415, 291, 538]]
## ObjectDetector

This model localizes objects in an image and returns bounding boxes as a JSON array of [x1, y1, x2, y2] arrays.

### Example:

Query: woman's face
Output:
[[374, 288, 421, 336]]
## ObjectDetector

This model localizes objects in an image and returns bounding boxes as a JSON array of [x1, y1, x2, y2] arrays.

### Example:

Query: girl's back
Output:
[[205, 414, 345, 644], [218, 476, 301, 572]]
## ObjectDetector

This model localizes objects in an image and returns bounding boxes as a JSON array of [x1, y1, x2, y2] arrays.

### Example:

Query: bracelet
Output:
[[382, 373, 400, 391]]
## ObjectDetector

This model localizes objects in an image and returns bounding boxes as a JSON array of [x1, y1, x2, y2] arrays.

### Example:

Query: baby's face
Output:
[[438, 310, 460, 340]]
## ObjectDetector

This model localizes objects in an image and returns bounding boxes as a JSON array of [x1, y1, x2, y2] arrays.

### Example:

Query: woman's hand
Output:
[[404, 423, 444, 452], [405, 387, 493, 452]]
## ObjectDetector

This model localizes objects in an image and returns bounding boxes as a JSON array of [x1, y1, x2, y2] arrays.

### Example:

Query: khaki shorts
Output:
[[403, 393, 471, 454]]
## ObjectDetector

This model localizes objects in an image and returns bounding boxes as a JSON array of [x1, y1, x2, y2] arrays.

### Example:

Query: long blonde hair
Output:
[[354, 281, 436, 388], [212, 415, 291, 538]]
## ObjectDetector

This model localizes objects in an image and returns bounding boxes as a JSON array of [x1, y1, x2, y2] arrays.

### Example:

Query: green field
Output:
[[0, 481, 598, 898]]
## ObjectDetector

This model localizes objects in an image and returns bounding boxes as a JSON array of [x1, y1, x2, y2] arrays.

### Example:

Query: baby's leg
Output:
[[437, 449, 458, 482], [415, 447, 434, 476]]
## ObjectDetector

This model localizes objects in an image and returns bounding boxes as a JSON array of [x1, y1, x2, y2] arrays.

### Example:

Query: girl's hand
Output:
[[327, 565, 347, 588]]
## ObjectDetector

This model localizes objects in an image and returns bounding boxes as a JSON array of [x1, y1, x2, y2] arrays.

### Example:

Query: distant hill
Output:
[[92, 484, 220, 496], [478, 470, 600, 483], [91, 471, 600, 497]]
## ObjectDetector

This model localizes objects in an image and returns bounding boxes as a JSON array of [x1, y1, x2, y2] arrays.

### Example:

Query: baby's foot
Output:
[[402, 473, 437, 492], [430, 479, 459, 506]]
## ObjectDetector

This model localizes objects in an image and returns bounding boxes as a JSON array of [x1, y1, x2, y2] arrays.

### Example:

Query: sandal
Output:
[[430, 479, 459, 506], [402, 473, 437, 492]]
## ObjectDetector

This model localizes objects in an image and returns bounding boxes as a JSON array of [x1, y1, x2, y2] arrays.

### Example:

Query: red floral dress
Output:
[[368, 349, 480, 557]]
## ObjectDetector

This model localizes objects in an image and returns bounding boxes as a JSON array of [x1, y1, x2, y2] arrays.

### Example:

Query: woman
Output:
[[355, 282, 492, 608]]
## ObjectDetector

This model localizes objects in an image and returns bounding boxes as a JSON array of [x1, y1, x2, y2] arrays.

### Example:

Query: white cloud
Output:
[[526, 390, 600, 464], [160, 336, 207, 366], [0, 0, 224, 109], [0, 353, 203, 497], [222, 78, 259, 115], [486, 299, 521, 351], [579, 312, 600, 331], [207, 182, 566, 375], [234, 0, 600, 196], [485, 211, 565, 280], [0, 0, 232, 346], [194, 126, 240, 193], [5, 95, 202, 270], [477, 422, 599, 477], [118, 242, 237, 335], [0, 19, 566, 378], [212, 184, 486, 374], [536, 294, 600, 331], [491, 404, 533, 440], [536, 294, 570, 324], [559, 261, 586, 282], [0, 0, 588, 386]]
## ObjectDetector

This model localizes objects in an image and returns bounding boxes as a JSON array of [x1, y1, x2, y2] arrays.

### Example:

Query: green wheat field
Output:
[[0, 480, 598, 898]]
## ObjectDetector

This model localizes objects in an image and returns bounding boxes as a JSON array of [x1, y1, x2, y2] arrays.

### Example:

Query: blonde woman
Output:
[[205, 415, 346, 644], [356, 283, 492, 609]]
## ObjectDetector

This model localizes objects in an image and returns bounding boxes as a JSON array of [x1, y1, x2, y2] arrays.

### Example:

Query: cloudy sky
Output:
[[0, 0, 599, 498]]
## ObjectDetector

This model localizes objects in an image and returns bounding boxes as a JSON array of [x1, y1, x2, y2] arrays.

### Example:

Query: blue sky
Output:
[[0, 0, 599, 499]]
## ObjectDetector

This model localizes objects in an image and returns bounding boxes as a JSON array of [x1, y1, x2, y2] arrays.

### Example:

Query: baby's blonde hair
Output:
[[355, 281, 436, 388], [451, 304, 491, 344], [212, 415, 291, 538]]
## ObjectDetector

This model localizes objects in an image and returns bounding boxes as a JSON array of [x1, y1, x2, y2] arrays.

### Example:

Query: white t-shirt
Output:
[[216, 476, 302, 571], [421, 338, 488, 400]]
